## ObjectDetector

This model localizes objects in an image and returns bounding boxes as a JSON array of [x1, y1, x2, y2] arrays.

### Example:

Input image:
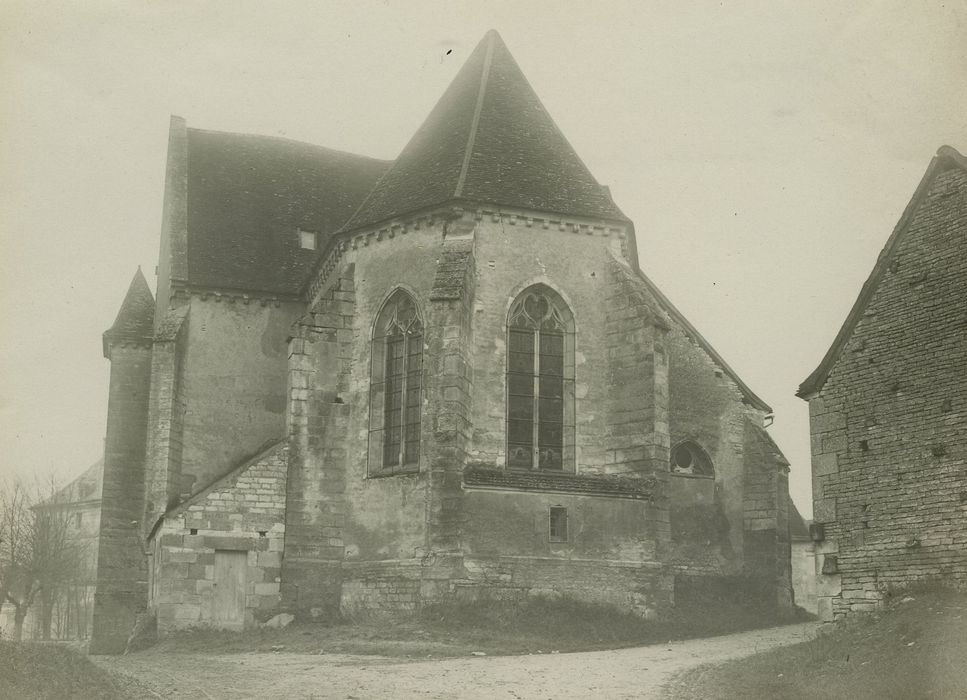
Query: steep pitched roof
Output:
[[103, 268, 154, 356], [797, 146, 967, 398], [628, 262, 773, 413], [343, 30, 628, 231], [745, 418, 792, 469], [183, 128, 390, 295], [37, 459, 104, 508]]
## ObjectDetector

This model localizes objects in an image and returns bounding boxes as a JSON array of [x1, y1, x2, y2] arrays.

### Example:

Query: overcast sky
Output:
[[2, 1, 965, 516]]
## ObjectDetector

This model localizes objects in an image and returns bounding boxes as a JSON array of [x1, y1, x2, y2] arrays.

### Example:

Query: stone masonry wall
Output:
[[808, 166, 967, 621], [151, 443, 287, 632], [466, 213, 632, 472], [604, 258, 670, 475], [89, 343, 153, 655], [281, 267, 357, 617]]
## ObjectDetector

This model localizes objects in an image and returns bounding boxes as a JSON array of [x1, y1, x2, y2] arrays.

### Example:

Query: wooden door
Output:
[[213, 550, 247, 629]]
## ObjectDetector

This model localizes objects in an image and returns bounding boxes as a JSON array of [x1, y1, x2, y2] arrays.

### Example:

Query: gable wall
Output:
[[176, 297, 303, 497], [808, 167, 967, 620]]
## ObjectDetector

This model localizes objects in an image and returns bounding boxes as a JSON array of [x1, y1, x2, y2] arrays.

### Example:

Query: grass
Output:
[[664, 587, 967, 700], [148, 590, 807, 658], [0, 640, 147, 700]]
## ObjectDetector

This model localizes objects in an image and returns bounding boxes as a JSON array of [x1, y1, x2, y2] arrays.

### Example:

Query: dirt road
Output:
[[94, 622, 818, 699]]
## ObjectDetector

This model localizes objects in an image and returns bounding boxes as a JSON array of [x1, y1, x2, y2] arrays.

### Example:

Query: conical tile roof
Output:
[[103, 268, 154, 354], [343, 30, 627, 231]]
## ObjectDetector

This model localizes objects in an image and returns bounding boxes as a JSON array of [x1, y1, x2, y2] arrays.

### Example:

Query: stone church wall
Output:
[[808, 166, 967, 621], [282, 224, 447, 616], [663, 320, 763, 570], [89, 343, 153, 654], [175, 296, 302, 498], [466, 216, 634, 472], [150, 443, 287, 632]]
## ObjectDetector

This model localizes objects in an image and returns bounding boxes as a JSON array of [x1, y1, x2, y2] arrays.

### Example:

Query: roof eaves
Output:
[[796, 145, 967, 398], [633, 265, 773, 413]]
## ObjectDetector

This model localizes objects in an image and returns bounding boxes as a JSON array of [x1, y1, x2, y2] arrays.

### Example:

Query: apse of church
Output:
[[89, 31, 793, 650]]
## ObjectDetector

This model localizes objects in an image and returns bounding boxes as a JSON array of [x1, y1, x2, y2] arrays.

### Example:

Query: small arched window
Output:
[[369, 290, 423, 475], [506, 285, 575, 471], [671, 441, 714, 477]]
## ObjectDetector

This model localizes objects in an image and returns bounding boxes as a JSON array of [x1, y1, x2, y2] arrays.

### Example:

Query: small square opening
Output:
[[298, 229, 317, 250], [549, 506, 568, 542], [189, 528, 198, 535]]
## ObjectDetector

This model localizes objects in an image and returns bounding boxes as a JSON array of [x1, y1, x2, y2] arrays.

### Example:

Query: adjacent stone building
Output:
[[798, 146, 967, 621], [89, 30, 794, 652]]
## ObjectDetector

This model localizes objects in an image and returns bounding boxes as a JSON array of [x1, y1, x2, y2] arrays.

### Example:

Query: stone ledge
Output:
[[463, 466, 660, 500]]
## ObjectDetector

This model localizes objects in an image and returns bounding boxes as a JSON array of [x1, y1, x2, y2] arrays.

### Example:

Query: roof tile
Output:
[[185, 129, 389, 295], [343, 30, 627, 231]]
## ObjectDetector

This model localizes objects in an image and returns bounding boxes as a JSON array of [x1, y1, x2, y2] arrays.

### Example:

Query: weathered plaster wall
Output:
[[808, 167, 967, 621], [177, 297, 302, 496], [463, 490, 662, 561], [664, 323, 756, 572], [283, 225, 449, 616], [791, 540, 817, 614], [467, 217, 630, 472], [151, 444, 287, 632]]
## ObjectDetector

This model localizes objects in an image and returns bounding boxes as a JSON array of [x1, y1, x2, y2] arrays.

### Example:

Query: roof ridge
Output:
[[453, 32, 496, 198], [622, 253, 773, 413], [339, 30, 628, 232], [185, 125, 391, 165]]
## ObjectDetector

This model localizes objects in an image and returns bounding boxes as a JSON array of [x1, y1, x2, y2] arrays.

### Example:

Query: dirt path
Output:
[[94, 622, 818, 700]]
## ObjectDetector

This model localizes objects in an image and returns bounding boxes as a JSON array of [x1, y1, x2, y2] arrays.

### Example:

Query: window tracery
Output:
[[369, 290, 423, 474], [506, 286, 575, 471]]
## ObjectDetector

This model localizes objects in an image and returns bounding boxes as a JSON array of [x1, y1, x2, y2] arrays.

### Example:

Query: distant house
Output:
[[788, 498, 816, 614], [0, 460, 102, 640], [798, 146, 967, 621]]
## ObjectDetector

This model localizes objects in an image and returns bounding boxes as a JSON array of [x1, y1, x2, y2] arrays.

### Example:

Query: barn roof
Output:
[[341, 30, 628, 231], [797, 146, 967, 398]]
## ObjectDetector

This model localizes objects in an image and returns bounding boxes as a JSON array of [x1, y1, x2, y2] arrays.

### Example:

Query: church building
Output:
[[89, 31, 793, 653]]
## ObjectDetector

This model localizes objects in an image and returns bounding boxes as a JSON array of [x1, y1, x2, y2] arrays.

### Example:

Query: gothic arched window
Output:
[[369, 290, 423, 475], [506, 285, 575, 471]]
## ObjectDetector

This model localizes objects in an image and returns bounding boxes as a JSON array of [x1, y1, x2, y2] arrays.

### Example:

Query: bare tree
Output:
[[0, 477, 81, 641]]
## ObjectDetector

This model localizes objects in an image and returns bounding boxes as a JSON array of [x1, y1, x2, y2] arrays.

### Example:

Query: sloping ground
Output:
[[0, 641, 150, 700], [93, 623, 817, 700], [663, 589, 967, 700], [144, 593, 810, 657]]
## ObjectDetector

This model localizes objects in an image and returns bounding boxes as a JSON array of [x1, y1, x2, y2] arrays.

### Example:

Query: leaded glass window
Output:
[[506, 286, 575, 471], [369, 290, 423, 475]]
